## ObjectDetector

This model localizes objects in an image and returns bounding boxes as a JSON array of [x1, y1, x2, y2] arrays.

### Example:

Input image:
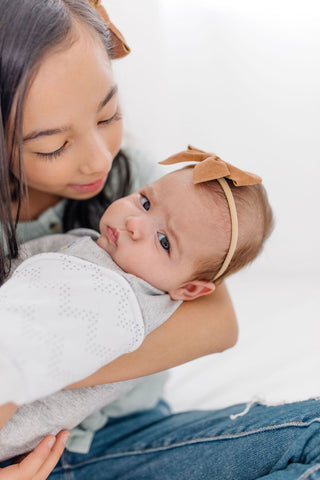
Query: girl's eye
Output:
[[158, 233, 170, 252], [98, 110, 122, 126], [36, 142, 67, 161], [140, 195, 150, 211]]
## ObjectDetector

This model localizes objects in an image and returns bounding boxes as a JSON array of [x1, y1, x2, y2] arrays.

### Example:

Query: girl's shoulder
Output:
[[123, 145, 163, 191], [15, 199, 66, 244]]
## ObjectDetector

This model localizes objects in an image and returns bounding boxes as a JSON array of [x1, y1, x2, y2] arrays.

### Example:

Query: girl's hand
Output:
[[0, 430, 69, 480]]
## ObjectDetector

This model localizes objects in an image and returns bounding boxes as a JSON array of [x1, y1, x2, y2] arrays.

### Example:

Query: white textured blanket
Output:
[[0, 253, 144, 406]]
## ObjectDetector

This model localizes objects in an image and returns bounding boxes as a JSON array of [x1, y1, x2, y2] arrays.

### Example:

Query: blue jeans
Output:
[[46, 398, 320, 479]]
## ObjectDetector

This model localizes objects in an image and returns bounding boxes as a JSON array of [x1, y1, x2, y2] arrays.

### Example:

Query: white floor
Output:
[[164, 268, 320, 411]]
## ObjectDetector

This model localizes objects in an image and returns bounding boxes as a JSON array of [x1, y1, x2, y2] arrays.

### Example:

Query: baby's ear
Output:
[[169, 280, 215, 301]]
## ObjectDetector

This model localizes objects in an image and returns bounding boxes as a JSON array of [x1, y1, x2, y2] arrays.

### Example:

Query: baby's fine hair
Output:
[[194, 178, 274, 283]]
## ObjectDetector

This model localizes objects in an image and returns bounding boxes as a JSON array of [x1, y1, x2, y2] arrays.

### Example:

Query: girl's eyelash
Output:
[[36, 142, 67, 161], [34, 111, 122, 161], [99, 110, 122, 125]]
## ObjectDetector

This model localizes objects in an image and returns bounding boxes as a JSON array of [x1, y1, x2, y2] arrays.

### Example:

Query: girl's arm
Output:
[[0, 403, 17, 430], [68, 282, 238, 388]]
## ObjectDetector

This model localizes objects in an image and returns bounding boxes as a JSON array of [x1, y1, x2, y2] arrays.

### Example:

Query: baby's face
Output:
[[97, 168, 226, 294]]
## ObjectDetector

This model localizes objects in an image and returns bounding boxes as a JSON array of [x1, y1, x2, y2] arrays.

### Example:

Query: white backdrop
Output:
[[103, 0, 320, 409]]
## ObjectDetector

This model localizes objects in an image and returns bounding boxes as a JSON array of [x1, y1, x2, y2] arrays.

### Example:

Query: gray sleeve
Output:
[[9, 233, 79, 275]]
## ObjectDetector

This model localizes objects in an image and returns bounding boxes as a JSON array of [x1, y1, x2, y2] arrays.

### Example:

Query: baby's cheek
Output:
[[112, 250, 135, 273]]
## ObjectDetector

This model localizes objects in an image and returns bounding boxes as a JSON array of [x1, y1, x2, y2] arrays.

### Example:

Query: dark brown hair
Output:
[[0, 0, 131, 285]]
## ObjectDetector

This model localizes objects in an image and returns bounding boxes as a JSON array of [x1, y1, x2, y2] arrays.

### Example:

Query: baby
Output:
[[0, 146, 273, 460], [97, 146, 273, 297]]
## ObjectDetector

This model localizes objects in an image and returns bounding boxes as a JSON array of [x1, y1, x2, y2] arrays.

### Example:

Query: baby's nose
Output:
[[125, 216, 147, 240]]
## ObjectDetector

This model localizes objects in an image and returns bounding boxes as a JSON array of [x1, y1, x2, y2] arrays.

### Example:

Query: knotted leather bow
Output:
[[87, 0, 130, 59], [159, 146, 262, 186]]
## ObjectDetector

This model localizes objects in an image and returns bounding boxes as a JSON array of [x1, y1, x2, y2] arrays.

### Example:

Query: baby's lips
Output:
[[106, 226, 119, 245]]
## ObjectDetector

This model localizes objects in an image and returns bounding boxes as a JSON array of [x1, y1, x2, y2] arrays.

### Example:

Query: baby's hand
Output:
[[0, 430, 69, 480]]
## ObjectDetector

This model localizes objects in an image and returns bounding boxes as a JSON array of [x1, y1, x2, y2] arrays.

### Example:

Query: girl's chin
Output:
[[66, 187, 103, 200]]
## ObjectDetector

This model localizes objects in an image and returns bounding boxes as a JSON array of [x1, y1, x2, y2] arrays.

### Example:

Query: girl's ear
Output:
[[168, 280, 215, 301]]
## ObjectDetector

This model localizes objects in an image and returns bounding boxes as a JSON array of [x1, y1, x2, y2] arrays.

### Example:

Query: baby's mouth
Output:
[[106, 226, 119, 245]]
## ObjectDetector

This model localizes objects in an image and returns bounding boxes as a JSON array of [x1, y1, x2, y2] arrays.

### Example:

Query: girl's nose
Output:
[[125, 216, 148, 240], [79, 134, 113, 176]]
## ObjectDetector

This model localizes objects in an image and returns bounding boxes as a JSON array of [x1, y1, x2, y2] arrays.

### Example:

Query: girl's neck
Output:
[[11, 188, 62, 222]]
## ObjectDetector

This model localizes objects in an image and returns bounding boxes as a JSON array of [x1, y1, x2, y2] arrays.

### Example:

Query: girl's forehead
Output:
[[23, 25, 114, 131], [34, 24, 110, 81]]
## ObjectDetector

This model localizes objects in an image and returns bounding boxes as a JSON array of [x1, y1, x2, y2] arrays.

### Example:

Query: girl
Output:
[[0, 0, 237, 478], [1, 1, 319, 479]]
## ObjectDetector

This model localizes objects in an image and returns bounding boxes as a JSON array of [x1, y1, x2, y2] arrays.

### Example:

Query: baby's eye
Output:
[[158, 233, 170, 252], [140, 195, 150, 211]]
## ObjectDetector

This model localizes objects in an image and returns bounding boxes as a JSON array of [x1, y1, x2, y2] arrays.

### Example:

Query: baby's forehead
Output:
[[155, 166, 194, 190], [153, 169, 220, 223], [156, 168, 215, 204]]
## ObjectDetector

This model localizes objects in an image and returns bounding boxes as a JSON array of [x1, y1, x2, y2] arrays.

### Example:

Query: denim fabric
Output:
[[44, 398, 320, 480]]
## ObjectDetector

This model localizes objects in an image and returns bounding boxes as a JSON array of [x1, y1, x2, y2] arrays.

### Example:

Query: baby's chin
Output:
[[96, 236, 124, 269], [96, 235, 111, 255]]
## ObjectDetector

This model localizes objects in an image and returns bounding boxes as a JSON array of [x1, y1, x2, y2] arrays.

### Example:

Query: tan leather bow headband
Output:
[[87, 0, 130, 59], [160, 146, 262, 281]]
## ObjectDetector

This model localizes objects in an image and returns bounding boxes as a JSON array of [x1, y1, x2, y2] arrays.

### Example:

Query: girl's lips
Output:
[[69, 175, 107, 193], [106, 226, 119, 245]]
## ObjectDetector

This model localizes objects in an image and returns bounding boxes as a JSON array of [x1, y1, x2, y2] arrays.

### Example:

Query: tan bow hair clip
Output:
[[159, 146, 262, 281], [87, 0, 130, 58]]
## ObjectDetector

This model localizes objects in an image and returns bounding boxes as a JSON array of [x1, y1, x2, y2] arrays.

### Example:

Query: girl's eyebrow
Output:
[[97, 85, 118, 111], [23, 85, 118, 143], [23, 126, 69, 143]]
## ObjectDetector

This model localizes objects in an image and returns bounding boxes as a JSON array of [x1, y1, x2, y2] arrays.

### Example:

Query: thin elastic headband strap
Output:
[[213, 178, 239, 281]]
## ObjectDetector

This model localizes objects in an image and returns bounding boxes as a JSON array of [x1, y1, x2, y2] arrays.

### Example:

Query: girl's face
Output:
[[19, 24, 123, 204]]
